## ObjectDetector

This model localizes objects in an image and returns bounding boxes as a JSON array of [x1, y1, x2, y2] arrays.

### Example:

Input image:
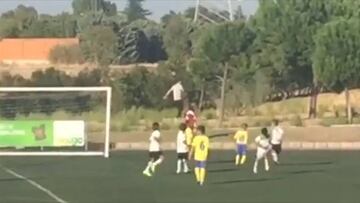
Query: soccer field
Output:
[[0, 151, 359, 203]]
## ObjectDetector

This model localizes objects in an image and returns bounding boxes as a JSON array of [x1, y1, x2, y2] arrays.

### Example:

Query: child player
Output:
[[185, 122, 194, 151], [176, 123, 190, 174], [233, 123, 248, 165], [253, 128, 272, 174], [143, 122, 164, 177], [188, 125, 210, 186], [270, 119, 284, 164]]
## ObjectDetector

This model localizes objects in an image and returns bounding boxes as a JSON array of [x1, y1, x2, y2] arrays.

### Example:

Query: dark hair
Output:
[[152, 122, 160, 130], [261, 127, 269, 138], [273, 119, 279, 126], [242, 123, 248, 129], [197, 125, 206, 134], [179, 123, 186, 131]]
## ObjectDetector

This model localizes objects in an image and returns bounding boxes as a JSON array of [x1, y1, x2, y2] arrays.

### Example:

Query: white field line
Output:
[[1, 166, 68, 203]]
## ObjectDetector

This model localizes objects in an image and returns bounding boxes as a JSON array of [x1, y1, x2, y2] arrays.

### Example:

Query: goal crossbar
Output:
[[0, 87, 111, 92], [0, 86, 112, 158], [0, 151, 104, 156]]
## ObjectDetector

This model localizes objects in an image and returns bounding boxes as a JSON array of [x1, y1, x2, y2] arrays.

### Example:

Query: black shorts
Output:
[[149, 151, 163, 160], [177, 152, 188, 160], [272, 144, 282, 154]]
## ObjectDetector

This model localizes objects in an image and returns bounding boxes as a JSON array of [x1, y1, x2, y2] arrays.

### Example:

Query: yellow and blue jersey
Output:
[[185, 127, 194, 146], [192, 135, 210, 161], [234, 130, 248, 145]]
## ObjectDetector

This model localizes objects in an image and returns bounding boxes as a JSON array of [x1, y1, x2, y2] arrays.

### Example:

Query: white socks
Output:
[[253, 157, 270, 174], [265, 157, 270, 171], [272, 151, 279, 163], [144, 161, 153, 172], [183, 159, 189, 173], [176, 159, 189, 174], [176, 160, 182, 173]]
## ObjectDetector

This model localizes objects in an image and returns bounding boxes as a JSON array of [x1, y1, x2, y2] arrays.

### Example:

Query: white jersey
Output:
[[255, 135, 271, 151], [165, 82, 184, 101], [149, 130, 161, 152], [176, 131, 188, 153], [271, 126, 284, 145]]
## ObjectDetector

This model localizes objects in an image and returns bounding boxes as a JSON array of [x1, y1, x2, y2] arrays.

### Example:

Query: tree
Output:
[[313, 18, 360, 123], [161, 10, 177, 24], [80, 25, 117, 66], [193, 22, 255, 126], [72, 0, 117, 16], [0, 19, 19, 37], [124, 0, 151, 22], [21, 14, 77, 37], [115, 20, 166, 64], [251, 0, 360, 118], [163, 15, 193, 66]]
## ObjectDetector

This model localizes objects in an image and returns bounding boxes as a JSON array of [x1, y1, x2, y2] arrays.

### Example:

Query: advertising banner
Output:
[[0, 120, 85, 147]]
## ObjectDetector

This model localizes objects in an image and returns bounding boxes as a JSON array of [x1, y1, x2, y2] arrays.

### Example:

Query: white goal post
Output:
[[0, 86, 112, 158]]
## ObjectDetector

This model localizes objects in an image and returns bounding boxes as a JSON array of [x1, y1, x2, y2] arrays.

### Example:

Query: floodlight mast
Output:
[[194, 0, 238, 23]]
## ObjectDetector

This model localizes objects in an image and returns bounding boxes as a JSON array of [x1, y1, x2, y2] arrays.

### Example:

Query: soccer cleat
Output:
[[143, 170, 152, 177], [176, 170, 181, 174], [253, 168, 258, 174]]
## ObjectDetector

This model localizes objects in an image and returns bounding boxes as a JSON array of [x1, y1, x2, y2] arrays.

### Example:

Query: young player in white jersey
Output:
[[143, 122, 164, 177], [270, 119, 284, 164], [176, 123, 190, 174], [253, 128, 272, 174]]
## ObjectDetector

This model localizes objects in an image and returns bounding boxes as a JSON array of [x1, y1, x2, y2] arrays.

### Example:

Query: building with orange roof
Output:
[[0, 38, 79, 64]]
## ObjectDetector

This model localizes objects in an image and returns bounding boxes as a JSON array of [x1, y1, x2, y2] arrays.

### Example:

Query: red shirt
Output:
[[184, 110, 197, 126]]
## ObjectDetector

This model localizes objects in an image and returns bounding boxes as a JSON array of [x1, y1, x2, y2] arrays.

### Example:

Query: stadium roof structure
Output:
[[193, 0, 242, 23]]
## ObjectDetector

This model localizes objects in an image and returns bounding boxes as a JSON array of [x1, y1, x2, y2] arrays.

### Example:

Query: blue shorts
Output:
[[195, 161, 206, 168], [236, 144, 247, 155]]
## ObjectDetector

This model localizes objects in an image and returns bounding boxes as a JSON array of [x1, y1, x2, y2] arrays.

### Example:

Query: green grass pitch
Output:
[[0, 151, 360, 203]]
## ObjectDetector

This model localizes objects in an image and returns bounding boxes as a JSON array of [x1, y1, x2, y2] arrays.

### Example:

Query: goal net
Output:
[[0, 87, 111, 158]]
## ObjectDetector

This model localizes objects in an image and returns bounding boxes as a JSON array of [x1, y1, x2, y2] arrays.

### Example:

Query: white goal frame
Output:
[[0, 86, 112, 158]]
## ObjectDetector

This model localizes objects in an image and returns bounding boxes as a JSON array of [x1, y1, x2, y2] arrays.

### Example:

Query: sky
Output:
[[0, 0, 259, 21]]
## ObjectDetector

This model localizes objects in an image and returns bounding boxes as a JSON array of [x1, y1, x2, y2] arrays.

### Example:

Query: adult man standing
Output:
[[270, 119, 284, 164], [163, 81, 184, 117]]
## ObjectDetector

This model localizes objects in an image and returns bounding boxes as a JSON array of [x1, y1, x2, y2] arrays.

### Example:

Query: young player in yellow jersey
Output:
[[185, 122, 194, 147], [233, 123, 248, 165], [188, 125, 209, 186]]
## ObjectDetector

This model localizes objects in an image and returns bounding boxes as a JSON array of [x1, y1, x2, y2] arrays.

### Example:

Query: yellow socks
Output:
[[195, 168, 200, 182], [240, 155, 247, 165], [199, 168, 206, 184], [235, 155, 240, 165]]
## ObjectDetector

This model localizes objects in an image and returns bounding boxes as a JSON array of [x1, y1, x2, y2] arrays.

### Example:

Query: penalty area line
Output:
[[1, 166, 68, 203]]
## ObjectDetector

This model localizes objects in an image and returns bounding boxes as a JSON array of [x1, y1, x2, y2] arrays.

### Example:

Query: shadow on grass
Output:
[[208, 160, 234, 164], [213, 177, 282, 185], [0, 178, 25, 182], [208, 168, 238, 173], [286, 169, 326, 175], [279, 161, 333, 166]]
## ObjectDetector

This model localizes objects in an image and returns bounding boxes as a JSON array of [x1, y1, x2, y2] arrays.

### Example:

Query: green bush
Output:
[[317, 105, 329, 118], [289, 115, 303, 127], [49, 44, 84, 64], [202, 109, 217, 120], [250, 118, 272, 127], [281, 99, 307, 114], [333, 105, 345, 117], [320, 117, 348, 127], [119, 119, 132, 132]]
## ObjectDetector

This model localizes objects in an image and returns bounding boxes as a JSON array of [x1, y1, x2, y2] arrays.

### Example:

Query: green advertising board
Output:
[[0, 120, 84, 147]]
